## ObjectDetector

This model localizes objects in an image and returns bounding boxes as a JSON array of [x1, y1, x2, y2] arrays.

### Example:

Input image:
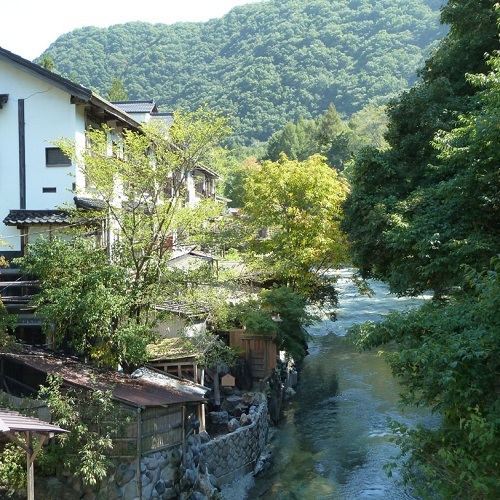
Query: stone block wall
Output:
[[35, 399, 269, 499], [201, 399, 269, 486]]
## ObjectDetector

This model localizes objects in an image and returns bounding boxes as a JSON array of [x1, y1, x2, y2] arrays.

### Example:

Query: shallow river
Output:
[[246, 268, 438, 499]]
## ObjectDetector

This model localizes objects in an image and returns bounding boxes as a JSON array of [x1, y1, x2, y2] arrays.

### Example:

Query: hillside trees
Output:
[[263, 102, 388, 172], [16, 108, 231, 368], [38, 0, 445, 145]]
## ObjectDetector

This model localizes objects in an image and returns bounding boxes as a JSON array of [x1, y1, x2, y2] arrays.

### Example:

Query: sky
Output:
[[1, 0, 264, 61]]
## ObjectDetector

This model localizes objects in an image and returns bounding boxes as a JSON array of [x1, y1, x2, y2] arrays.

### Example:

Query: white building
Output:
[[0, 48, 220, 261]]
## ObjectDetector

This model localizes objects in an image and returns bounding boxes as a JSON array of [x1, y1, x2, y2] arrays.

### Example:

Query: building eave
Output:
[[0, 47, 142, 130]]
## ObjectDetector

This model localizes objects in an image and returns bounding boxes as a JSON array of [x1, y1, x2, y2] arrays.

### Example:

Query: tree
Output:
[[348, 257, 500, 498], [344, 11, 500, 496], [106, 77, 128, 101], [346, 104, 389, 153], [242, 154, 349, 306], [17, 237, 149, 367], [227, 285, 317, 362], [342, 0, 500, 295], [39, 55, 54, 71], [38, 374, 126, 487], [16, 107, 231, 368]]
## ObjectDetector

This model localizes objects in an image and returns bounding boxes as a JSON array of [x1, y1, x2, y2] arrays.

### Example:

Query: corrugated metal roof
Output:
[[0, 408, 68, 434], [2, 347, 205, 407]]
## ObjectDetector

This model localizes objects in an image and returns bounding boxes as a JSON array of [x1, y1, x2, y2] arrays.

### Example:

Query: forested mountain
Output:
[[38, 0, 446, 145]]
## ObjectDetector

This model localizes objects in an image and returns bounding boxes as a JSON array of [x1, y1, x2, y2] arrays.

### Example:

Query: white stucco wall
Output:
[[0, 61, 86, 252]]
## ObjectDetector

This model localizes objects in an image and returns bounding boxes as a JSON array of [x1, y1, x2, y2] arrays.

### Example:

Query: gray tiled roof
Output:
[[3, 210, 69, 225], [74, 196, 107, 210], [151, 113, 174, 127], [112, 100, 158, 113]]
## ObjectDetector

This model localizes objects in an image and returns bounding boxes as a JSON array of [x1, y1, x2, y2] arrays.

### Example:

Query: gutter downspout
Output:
[[18, 99, 26, 210]]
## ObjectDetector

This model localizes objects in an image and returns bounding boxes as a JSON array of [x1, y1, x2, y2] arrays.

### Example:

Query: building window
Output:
[[46, 147, 71, 167], [195, 176, 205, 197], [42, 187, 57, 193]]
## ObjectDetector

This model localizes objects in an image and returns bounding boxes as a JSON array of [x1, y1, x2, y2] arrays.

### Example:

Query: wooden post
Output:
[[182, 406, 186, 466], [26, 432, 34, 500], [136, 407, 142, 499]]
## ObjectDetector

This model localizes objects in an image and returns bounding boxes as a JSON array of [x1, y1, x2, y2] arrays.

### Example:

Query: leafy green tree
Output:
[[107, 77, 128, 101], [229, 285, 317, 361], [348, 257, 500, 498], [346, 104, 389, 153], [265, 122, 300, 161], [242, 154, 349, 305], [39, 55, 54, 71], [315, 103, 344, 146], [344, 7, 500, 496], [0, 444, 25, 495], [343, 0, 500, 295], [38, 374, 127, 487], [16, 108, 230, 368], [17, 237, 150, 367]]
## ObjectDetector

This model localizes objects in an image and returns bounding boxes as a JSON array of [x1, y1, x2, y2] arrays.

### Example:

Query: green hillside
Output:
[[39, 0, 446, 145]]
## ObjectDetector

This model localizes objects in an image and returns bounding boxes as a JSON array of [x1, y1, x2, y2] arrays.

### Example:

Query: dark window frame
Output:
[[45, 147, 71, 167]]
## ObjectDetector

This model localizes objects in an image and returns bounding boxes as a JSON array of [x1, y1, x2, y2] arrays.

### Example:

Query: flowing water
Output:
[[246, 268, 439, 499]]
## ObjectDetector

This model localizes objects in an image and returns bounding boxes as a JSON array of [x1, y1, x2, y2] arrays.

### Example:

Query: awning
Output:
[[0, 408, 68, 500]]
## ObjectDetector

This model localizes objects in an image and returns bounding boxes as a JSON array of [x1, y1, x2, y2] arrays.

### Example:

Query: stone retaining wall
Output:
[[201, 399, 269, 486], [84, 399, 269, 498], [35, 398, 270, 499]]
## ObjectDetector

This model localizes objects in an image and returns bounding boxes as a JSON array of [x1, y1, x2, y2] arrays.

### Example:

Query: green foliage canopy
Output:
[[16, 108, 230, 368], [342, 1, 500, 296], [343, 1, 500, 496], [242, 154, 349, 305], [348, 257, 500, 498]]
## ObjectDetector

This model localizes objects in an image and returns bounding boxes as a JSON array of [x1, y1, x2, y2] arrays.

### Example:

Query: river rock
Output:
[[154, 480, 166, 495], [167, 447, 182, 467], [147, 459, 159, 470], [122, 478, 138, 499], [209, 410, 229, 425], [240, 413, 252, 426], [142, 483, 154, 499], [227, 417, 240, 432], [190, 492, 209, 500], [161, 464, 180, 484]]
